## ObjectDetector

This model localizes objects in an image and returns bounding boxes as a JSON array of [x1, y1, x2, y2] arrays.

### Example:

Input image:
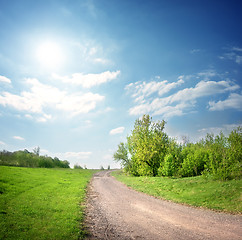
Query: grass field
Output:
[[112, 170, 242, 214], [0, 166, 97, 240]]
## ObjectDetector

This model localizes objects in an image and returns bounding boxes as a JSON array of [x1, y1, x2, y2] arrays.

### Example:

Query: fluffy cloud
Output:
[[127, 73, 240, 119], [13, 136, 25, 141], [109, 126, 125, 135], [208, 93, 242, 111], [219, 47, 242, 64], [125, 76, 184, 103], [169, 80, 239, 103], [0, 78, 105, 121], [0, 75, 11, 84], [53, 70, 120, 88], [56, 92, 104, 116]]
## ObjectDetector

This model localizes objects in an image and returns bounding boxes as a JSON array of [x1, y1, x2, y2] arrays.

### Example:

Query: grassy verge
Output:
[[0, 166, 97, 240], [112, 170, 242, 214]]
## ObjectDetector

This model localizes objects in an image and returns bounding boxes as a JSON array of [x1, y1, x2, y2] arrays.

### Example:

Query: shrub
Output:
[[159, 154, 175, 176]]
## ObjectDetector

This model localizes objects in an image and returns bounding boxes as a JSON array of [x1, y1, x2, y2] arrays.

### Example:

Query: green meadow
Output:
[[112, 170, 242, 214], [0, 166, 97, 240]]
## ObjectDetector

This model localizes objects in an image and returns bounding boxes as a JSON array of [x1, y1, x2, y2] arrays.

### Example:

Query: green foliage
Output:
[[163, 139, 183, 177], [74, 164, 83, 169], [180, 144, 209, 177], [0, 166, 96, 239], [113, 114, 241, 180], [126, 114, 168, 176], [113, 142, 129, 167], [158, 154, 175, 176], [0, 149, 70, 168], [202, 129, 241, 180]]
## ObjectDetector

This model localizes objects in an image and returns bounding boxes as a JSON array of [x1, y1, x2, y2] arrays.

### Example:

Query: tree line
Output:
[[113, 115, 241, 180], [0, 148, 70, 168]]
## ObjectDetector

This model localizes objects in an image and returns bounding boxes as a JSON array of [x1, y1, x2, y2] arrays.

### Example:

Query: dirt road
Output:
[[85, 171, 242, 240]]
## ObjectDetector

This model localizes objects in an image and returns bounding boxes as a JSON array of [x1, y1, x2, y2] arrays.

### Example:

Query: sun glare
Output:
[[36, 41, 63, 68]]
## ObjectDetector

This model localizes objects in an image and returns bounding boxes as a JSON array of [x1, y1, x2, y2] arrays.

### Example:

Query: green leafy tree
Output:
[[114, 114, 168, 176], [164, 138, 183, 176], [74, 164, 83, 169], [100, 165, 104, 170], [113, 142, 129, 167], [180, 144, 208, 177], [33, 146, 40, 156]]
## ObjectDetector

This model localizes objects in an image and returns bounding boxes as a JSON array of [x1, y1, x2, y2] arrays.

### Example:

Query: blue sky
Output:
[[0, 0, 241, 168]]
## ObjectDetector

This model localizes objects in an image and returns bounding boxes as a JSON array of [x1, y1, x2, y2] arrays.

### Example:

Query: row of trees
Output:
[[0, 148, 70, 168], [113, 115, 241, 180]]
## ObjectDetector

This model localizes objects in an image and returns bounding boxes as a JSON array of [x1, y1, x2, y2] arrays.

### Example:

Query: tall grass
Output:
[[0, 166, 97, 239]]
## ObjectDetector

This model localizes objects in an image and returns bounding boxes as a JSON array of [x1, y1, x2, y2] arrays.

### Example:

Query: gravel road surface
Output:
[[84, 170, 242, 240]]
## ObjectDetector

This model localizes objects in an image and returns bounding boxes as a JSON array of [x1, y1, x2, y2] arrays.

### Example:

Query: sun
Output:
[[36, 41, 63, 68]]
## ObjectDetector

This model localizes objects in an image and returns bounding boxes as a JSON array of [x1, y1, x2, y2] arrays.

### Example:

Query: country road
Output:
[[84, 170, 242, 240]]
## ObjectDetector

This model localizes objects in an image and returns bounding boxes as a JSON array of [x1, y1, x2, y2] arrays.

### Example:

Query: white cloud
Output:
[[0, 78, 105, 121], [0, 141, 6, 145], [197, 69, 217, 80], [71, 39, 113, 66], [235, 55, 242, 64], [208, 93, 242, 111], [56, 92, 104, 116], [198, 123, 241, 139], [125, 77, 184, 104], [170, 80, 239, 103], [109, 126, 125, 135], [93, 58, 109, 64], [0, 75, 11, 84], [219, 46, 242, 64], [231, 47, 242, 52], [127, 73, 240, 119], [53, 70, 120, 88], [190, 49, 201, 54], [36, 114, 52, 122], [13, 136, 25, 141], [89, 47, 98, 56]]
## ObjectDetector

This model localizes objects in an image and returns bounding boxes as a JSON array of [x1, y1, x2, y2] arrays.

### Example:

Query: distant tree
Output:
[[33, 146, 40, 156], [0, 149, 70, 169], [74, 164, 83, 169], [181, 135, 190, 146], [113, 142, 129, 167], [100, 165, 104, 170]]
